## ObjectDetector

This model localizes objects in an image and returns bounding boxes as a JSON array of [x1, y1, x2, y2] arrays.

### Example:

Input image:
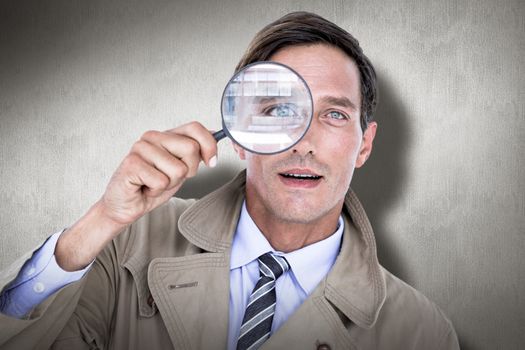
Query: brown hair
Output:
[[236, 11, 378, 131]]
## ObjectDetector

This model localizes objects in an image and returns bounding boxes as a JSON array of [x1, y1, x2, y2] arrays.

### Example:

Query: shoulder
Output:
[[381, 267, 444, 320], [373, 267, 459, 349]]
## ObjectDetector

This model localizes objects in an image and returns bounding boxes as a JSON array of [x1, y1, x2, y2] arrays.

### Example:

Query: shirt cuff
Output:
[[0, 230, 93, 318]]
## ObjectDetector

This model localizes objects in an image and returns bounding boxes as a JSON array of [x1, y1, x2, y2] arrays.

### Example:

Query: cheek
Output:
[[245, 154, 272, 186], [327, 134, 361, 163], [323, 134, 361, 185], [245, 155, 260, 179]]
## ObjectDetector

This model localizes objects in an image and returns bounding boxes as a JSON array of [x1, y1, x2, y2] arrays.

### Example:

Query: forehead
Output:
[[269, 44, 362, 108]]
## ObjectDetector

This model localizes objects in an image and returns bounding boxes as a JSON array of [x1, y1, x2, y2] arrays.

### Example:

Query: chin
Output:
[[268, 201, 332, 224]]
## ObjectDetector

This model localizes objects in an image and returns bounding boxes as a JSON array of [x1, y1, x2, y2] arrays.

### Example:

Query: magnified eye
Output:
[[263, 103, 299, 118]]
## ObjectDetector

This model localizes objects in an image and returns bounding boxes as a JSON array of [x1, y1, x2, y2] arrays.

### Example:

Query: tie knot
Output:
[[258, 252, 290, 280]]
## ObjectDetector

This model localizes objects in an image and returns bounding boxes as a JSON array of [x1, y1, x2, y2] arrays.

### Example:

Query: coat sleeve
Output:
[[0, 234, 124, 350]]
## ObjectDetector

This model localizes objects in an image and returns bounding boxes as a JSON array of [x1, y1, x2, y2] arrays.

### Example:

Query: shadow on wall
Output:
[[351, 75, 469, 350], [350, 71, 412, 282], [176, 165, 240, 199]]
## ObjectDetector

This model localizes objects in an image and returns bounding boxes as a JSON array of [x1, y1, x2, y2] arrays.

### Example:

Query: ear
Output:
[[355, 122, 377, 168], [232, 141, 246, 160]]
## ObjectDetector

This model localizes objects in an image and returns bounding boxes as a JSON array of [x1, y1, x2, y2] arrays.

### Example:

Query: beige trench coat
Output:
[[0, 171, 459, 350]]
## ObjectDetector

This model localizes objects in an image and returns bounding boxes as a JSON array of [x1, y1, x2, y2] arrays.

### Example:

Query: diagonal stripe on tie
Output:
[[241, 279, 275, 323], [246, 281, 275, 308], [238, 316, 273, 350], [236, 252, 290, 350], [239, 302, 276, 337], [246, 332, 271, 350]]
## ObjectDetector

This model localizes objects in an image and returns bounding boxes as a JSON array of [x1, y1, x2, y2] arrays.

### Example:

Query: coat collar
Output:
[[176, 171, 246, 253], [178, 170, 386, 329]]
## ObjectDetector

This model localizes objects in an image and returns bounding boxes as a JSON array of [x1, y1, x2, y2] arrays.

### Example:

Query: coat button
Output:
[[147, 294, 155, 307], [317, 343, 331, 350]]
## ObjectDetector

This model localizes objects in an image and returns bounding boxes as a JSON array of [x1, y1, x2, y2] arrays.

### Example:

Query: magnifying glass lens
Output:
[[220, 62, 313, 154]]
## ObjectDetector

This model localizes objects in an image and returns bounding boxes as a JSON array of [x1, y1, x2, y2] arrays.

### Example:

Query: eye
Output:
[[327, 111, 348, 120], [263, 104, 299, 118], [319, 110, 352, 127]]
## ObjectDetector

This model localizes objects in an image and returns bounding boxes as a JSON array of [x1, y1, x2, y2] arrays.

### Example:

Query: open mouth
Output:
[[278, 170, 323, 188], [279, 173, 322, 180]]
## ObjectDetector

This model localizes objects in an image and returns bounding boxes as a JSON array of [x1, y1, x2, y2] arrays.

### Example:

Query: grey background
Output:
[[0, 0, 523, 349]]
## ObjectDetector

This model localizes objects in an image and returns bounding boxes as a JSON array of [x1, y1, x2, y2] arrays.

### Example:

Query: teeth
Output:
[[283, 173, 321, 179]]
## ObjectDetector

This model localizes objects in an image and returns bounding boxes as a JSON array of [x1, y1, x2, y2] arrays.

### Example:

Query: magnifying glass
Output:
[[213, 61, 313, 154]]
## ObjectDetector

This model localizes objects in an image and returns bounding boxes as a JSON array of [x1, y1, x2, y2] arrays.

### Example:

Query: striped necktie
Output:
[[236, 252, 290, 350]]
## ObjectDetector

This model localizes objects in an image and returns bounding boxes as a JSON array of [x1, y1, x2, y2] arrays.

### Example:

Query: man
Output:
[[0, 12, 459, 350]]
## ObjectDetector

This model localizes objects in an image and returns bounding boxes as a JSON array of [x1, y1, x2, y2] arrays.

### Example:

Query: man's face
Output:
[[235, 44, 377, 226]]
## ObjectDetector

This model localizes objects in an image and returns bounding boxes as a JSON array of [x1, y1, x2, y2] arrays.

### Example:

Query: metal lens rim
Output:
[[219, 61, 314, 155]]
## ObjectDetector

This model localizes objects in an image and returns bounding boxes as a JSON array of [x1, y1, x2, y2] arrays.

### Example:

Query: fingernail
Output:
[[209, 155, 217, 168]]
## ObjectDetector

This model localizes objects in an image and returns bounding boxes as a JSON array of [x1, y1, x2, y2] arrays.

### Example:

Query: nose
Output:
[[291, 116, 318, 156]]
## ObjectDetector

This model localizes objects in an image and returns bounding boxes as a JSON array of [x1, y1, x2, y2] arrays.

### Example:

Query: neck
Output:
[[245, 199, 343, 253]]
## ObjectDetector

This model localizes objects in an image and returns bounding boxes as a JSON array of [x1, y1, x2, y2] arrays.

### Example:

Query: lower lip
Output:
[[278, 174, 323, 188]]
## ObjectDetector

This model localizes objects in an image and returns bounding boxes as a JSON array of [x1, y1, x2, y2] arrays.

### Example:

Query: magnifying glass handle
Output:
[[213, 129, 227, 141]]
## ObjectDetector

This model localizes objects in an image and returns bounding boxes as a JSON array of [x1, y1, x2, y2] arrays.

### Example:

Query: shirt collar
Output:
[[282, 216, 343, 295], [230, 201, 274, 270], [230, 200, 344, 295]]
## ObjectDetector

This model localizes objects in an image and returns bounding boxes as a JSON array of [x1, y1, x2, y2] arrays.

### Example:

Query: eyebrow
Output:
[[253, 96, 291, 105], [319, 96, 358, 111]]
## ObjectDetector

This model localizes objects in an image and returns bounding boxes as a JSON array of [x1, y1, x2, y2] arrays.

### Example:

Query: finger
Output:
[[123, 154, 172, 198], [140, 130, 204, 177], [130, 140, 190, 188], [168, 121, 218, 167]]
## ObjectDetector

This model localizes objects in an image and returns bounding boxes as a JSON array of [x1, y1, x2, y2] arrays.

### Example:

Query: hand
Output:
[[99, 121, 217, 227], [55, 121, 217, 271]]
